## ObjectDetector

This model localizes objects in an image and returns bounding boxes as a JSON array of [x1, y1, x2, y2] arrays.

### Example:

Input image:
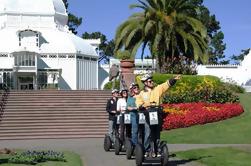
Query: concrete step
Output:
[[0, 119, 107, 124], [0, 122, 108, 127], [1, 115, 108, 121], [0, 128, 108, 134], [3, 110, 107, 114], [0, 134, 105, 140], [7, 98, 109, 101], [8, 92, 110, 95], [4, 106, 106, 109], [3, 108, 107, 112], [8, 90, 110, 92], [2, 113, 107, 118], [0, 90, 111, 139], [8, 90, 111, 94], [0, 125, 107, 130], [0, 131, 107, 137], [5, 102, 107, 105]]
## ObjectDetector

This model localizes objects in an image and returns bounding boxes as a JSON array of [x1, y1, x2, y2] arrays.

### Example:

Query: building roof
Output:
[[0, 28, 98, 57], [0, 0, 67, 26], [0, 0, 99, 57], [0, 0, 66, 15]]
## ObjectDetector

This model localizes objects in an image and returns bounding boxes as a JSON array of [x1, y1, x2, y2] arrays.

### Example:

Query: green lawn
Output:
[[0, 151, 82, 166], [175, 147, 251, 166], [161, 93, 251, 144]]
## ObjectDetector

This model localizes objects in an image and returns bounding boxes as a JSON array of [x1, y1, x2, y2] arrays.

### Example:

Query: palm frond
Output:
[[125, 27, 142, 48]]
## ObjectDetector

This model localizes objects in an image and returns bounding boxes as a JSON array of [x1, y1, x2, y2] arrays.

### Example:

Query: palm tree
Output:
[[114, 0, 208, 72]]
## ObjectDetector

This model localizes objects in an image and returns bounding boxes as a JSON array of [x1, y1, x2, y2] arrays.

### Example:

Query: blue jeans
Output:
[[144, 121, 151, 151], [108, 120, 114, 142], [130, 111, 138, 145]]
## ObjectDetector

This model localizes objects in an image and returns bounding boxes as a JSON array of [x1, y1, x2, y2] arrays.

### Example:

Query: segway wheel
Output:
[[103, 135, 112, 152], [114, 137, 121, 155], [126, 140, 133, 159], [135, 144, 144, 166], [161, 144, 169, 166]]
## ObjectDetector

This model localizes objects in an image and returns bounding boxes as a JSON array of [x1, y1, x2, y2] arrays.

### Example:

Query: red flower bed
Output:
[[162, 102, 244, 130]]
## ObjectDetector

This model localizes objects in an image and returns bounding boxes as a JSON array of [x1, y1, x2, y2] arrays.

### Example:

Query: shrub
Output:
[[115, 50, 133, 60], [136, 73, 221, 91], [8, 150, 66, 165], [136, 73, 240, 103], [222, 82, 245, 93], [104, 80, 120, 90], [164, 84, 239, 103]]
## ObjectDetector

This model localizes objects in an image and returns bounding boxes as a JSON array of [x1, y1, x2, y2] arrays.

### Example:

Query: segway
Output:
[[114, 111, 132, 155], [104, 134, 112, 151], [135, 105, 169, 166], [103, 115, 118, 152], [125, 110, 145, 159]]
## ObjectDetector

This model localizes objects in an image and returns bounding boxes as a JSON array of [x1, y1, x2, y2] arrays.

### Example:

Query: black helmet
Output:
[[120, 88, 128, 95]]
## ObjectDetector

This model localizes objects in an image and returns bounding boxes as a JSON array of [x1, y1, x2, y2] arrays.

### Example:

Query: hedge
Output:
[[104, 80, 120, 90], [136, 73, 240, 103], [104, 73, 243, 103]]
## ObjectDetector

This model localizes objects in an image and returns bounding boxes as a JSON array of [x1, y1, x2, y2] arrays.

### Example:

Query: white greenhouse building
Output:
[[0, 0, 100, 90]]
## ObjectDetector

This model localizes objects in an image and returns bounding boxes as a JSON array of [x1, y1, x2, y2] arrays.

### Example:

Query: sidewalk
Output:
[[1, 138, 250, 166]]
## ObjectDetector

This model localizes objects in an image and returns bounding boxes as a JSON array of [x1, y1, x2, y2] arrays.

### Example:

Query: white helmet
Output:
[[129, 82, 139, 89], [140, 74, 152, 82], [111, 89, 119, 94]]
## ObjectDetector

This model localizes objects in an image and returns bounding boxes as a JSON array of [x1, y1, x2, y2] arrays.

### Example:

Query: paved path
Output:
[[1, 139, 250, 166]]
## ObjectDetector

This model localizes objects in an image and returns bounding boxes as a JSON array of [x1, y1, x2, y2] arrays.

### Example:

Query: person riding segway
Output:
[[125, 83, 143, 159], [104, 89, 119, 151], [114, 89, 131, 155], [135, 74, 181, 166]]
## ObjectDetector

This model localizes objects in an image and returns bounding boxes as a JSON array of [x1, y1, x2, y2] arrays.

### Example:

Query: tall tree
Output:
[[193, 2, 227, 64], [82, 32, 115, 63], [230, 48, 250, 64], [114, 0, 208, 73], [62, 0, 82, 34]]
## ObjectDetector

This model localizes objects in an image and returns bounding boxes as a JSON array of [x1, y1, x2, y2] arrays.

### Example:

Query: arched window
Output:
[[18, 29, 40, 48]]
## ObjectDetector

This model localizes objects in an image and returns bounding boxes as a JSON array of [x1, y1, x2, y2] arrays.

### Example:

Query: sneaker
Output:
[[151, 152, 156, 158], [144, 152, 149, 157]]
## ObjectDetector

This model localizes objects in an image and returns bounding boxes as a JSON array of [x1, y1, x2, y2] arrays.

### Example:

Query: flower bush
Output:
[[162, 102, 244, 130], [8, 150, 66, 164], [136, 73, 242, 103]]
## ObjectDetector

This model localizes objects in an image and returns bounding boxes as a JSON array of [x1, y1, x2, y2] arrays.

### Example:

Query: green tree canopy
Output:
[[193, 1, 227, 64], [230, 48, 250, 64], [82, 32, 115, 63], [63, 0, 82, 34], [114, 0, 209, 73]]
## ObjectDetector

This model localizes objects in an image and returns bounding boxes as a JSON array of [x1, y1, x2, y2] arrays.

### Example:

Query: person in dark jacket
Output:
[[106, 89, 119, 140]]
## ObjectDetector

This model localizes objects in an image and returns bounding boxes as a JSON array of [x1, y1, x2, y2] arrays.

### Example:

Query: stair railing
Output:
[[0, 83, 10, 121]]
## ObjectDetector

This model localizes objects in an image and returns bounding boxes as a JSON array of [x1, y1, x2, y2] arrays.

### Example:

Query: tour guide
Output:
[[136, 74, 181, 156]]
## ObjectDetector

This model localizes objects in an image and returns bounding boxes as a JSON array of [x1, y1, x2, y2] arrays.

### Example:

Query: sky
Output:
[[68, 0, 251, 59]]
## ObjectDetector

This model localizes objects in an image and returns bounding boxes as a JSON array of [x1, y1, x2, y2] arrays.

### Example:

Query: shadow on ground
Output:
[[140, 155, 212, 166], [0, 158, 9, 164]]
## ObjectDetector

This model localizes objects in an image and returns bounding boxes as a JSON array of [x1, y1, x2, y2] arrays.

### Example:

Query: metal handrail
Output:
[[0, 84, 10, 121]]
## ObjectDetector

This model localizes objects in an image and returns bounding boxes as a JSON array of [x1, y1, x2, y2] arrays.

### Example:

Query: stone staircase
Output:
[[0, 90, 111, 140]]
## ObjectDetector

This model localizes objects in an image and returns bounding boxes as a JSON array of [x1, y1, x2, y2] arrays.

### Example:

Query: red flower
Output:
[[161, 103, 244, 130]]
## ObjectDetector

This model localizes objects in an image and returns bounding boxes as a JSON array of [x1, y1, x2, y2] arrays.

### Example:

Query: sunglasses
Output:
[[147, 80, 153, 83], [133, 86, 139, 89]]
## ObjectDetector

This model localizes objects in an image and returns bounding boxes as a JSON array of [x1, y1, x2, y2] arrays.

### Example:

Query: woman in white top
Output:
[[116, 89, 128, 143], [117, 89, 128, 113]]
